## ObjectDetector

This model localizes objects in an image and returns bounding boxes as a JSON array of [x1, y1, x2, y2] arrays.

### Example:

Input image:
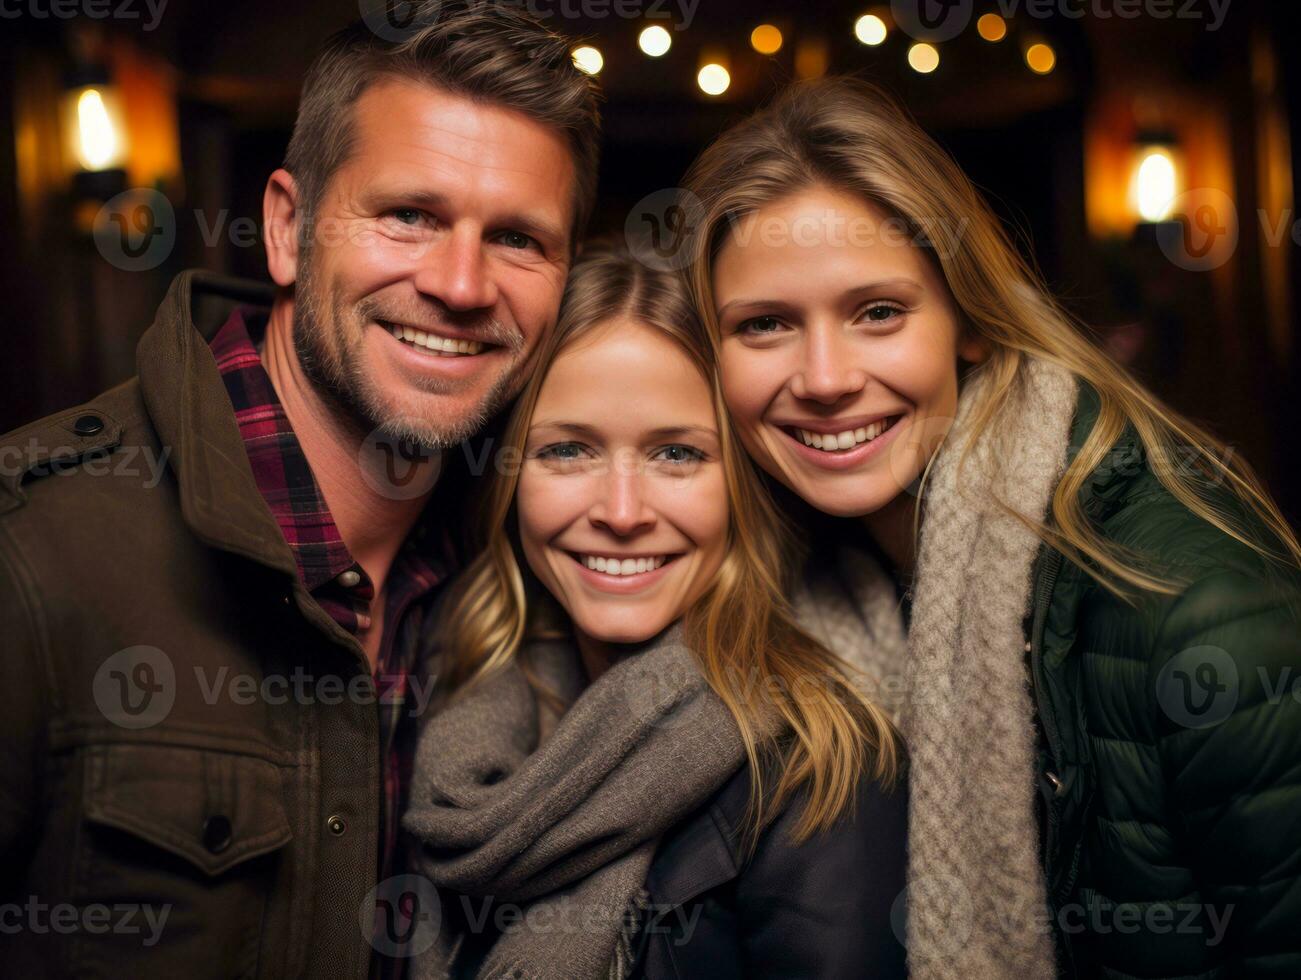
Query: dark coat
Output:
[[0, 271, 409, 978], [1029, 387, 1301, 977], [630, 760, 908, 979]]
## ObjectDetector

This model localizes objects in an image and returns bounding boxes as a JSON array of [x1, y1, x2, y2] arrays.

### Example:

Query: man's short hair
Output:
[[285, 0, 602, 248]]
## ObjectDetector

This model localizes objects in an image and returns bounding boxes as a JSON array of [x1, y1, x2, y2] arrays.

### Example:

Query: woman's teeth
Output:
[[796, 418, 893, 452], [387, 323, 485, 356], [578, 555, 669, 576]]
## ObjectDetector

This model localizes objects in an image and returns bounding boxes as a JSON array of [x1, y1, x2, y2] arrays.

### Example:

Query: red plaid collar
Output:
[[209, 307, 449, 609]]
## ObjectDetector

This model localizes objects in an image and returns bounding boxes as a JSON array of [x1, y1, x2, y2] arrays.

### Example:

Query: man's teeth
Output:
[[797, 419, 892, 452], [580, 555, 669, 576], [388, 323, 485, 356]]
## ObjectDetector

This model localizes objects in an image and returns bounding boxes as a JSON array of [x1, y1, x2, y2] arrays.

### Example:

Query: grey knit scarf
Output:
[[796, 357, 1078, 979], [402, 623, 748, 980]]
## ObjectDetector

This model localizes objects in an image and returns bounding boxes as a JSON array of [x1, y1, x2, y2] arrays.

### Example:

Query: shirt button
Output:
[[203, 814, 233, 854], [337, 569, 362, 588], [327, 814, 347, 837]]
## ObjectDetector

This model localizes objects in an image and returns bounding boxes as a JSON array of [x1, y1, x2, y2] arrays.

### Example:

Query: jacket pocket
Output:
[[68, 741, 294, 980]]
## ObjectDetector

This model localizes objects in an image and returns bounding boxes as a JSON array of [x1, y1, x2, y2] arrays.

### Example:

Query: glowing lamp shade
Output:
[[908, 43, 940, 74], [854, 14, 888, 46], [697, 63, 731, 96], [1134, 148, 1178, 223], [63, 85, 127, 173], [571, 46, 603, 75], [638, 26, 671, 57], [751, 24, 783, 55]]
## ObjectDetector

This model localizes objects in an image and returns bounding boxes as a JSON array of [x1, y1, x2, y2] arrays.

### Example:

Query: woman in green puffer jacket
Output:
[[680, 77, 1301, 979]]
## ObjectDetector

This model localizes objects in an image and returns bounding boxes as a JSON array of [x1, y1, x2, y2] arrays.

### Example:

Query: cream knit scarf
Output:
[[796, 357, 1078, 979]]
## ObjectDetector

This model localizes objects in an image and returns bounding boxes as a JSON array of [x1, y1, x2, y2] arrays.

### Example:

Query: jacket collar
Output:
[[136, 269, 296, 577]]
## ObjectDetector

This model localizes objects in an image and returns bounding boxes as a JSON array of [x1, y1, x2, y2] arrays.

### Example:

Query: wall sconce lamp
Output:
[[1130, 132, 1181, 224], [61, 65, 128, 201]]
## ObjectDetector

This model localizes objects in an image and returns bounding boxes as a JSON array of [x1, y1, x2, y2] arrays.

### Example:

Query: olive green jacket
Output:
[[1030, 389, 1301, 977], [0, 271, 394, 978]]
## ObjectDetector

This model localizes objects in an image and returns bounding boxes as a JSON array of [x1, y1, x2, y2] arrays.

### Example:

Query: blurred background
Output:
[[1, 0, 1298, 518]]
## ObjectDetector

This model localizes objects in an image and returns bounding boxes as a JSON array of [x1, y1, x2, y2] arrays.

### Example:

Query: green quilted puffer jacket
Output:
[[1029, 388, 1301, 978]]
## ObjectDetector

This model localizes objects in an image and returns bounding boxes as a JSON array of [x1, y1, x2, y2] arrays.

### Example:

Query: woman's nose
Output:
[[588, 455, 657, 535], [789, 325, 868, 403]]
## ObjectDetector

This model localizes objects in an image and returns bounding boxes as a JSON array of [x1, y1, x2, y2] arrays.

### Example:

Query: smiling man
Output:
[[0, 3, 599, 978]]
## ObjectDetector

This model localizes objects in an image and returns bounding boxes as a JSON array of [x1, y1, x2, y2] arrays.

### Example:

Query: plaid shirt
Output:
[[211, 309, 448, 976]]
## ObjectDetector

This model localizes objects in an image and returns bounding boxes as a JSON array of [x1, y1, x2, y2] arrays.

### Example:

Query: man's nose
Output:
[[412, 224, 498, 312]]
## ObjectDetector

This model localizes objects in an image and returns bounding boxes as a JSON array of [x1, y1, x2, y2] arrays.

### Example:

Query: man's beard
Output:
[[291, 254, 525, 451]]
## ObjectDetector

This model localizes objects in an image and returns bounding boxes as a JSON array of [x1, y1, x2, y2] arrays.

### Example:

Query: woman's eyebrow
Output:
[[645, 425, 719, 441], [717, 278, 923, 317], [527, 421, 600, 439]]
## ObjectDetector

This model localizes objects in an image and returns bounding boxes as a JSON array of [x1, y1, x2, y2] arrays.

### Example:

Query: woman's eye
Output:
[[862, 303, 904, 323], [655, 445, 705, 465], [738, 316, 784, 336], [535, 442, 587, 462], [496, 230, 537, 251]]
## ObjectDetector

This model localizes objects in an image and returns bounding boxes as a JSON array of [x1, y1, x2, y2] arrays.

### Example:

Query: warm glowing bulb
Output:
[[908, 42, 939, 74], [854, 14, 888, 46], [77, 89, 119, 171], [751, 24, 783, 55], [1025, 42, 1056, 74], [977, 13, 1007, 41], [638, 25, 671, 57], [697, 63, 731, 96], [572, 45, 603, 75], [1136, 149, 1177, 222]]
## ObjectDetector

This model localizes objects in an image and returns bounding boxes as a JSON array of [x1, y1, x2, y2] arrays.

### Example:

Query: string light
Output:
[[977, 13, 1007, 41], [638, 25, 672, 57], [908, 42, 939, 74], [751, 24, 783, 55], [1025, 42, 1056, 74], [854, 13, 888, 46], [571, 45, 603, 75], [697, 63, 731, 96]]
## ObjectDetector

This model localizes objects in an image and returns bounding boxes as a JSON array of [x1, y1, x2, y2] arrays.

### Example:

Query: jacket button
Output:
[[203, 815, 233, 854], [1045, 771, 1066, 797], [73, 414, 104, 436], [327, 814, 347, 837]]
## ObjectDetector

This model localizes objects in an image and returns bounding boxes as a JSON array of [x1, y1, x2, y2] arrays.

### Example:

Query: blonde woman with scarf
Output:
[[683, 77, 1301, 979], [403, 242, 906, 979]]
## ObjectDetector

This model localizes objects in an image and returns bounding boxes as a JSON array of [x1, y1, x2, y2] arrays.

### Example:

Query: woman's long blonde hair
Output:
[[439, 240, 898, 842], [683, 77, 1301, 595]]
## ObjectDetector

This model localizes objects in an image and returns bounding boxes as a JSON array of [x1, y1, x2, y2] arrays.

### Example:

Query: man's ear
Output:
[[264, 169, 301, 287]]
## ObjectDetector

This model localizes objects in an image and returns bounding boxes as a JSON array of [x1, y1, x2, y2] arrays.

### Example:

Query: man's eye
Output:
[[739, 316, 783, 336], [655, 445, 705, 464], [496, 230, 537, 251], [390, 208, 424, 226]]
